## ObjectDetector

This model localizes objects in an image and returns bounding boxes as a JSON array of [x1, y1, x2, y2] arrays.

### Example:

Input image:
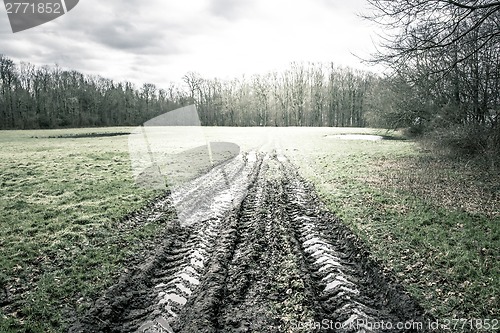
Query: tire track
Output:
[[174, 154, 319, 333], [137, 218, 221, 333], [134, 152, 264, 333], [70, 153, 263, 333], [286, 176, 384, 331], [171, 152, 259, 226], [71, 152, 430, 333], [282, 157, 430, 332]]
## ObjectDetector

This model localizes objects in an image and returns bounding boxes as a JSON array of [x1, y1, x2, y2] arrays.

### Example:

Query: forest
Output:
[[0, 57, 374, 129], [0, 56, 186, 129]]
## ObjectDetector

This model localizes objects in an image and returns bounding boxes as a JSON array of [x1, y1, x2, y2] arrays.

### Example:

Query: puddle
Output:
[[327, 134, 384, 141]]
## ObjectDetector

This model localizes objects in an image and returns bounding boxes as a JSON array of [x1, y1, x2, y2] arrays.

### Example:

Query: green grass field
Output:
[[0, 127, 498, 332], [0, 128, 166, 332]]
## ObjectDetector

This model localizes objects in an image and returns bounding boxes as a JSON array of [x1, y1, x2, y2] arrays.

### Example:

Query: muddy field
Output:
[[70, 149, 431, 333]]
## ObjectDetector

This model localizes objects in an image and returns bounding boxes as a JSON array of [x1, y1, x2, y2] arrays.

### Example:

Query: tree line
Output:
[[0, 55, 376, 129], [0, 55, 189, 129], [186, 63, 375, 127]]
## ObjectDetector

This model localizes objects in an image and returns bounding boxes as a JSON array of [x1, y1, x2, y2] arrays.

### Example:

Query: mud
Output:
[[70, 152, 431, 333]]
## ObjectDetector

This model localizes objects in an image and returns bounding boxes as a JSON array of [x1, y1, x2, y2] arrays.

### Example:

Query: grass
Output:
[[0, 128, 167, 332], [288, 129, 499, 325], [0, 127, 498, 332]]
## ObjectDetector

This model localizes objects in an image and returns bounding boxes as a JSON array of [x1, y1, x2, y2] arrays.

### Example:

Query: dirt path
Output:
[[70, 152, 431, 333]]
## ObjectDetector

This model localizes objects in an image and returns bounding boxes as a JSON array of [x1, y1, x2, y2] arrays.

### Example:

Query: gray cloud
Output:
[[208, 0, 253, 20], [91, 20, 170, 53], [53, 1, 206, 55], [59, 1, 166, 53]]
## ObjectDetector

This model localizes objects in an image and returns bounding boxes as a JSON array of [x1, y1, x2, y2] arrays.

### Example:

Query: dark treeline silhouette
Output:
[[0, 55, 189, 129], [185, 62, 375, 127], [0, 55, 376, 129]]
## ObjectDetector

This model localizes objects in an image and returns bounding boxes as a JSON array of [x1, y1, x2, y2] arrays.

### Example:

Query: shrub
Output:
[[422, 124, 499, 167]]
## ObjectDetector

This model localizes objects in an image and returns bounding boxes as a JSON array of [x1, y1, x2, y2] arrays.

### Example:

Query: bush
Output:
[[403, 123, 427, 138], [422, 124, 500, 167]]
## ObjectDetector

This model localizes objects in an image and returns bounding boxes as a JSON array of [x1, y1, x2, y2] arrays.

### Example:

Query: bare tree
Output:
[[365, 0, 500, 71], [365, 0, 500, 157]]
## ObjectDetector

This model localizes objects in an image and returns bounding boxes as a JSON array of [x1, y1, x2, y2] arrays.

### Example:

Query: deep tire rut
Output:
[[71, 152, 431, 333]]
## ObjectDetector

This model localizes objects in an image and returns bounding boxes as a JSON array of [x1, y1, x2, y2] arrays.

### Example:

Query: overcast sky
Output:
[[0, 0, 382, 88]]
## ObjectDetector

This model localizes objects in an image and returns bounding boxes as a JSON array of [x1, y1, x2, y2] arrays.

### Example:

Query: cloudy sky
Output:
[[1, 0, 382, 88]]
